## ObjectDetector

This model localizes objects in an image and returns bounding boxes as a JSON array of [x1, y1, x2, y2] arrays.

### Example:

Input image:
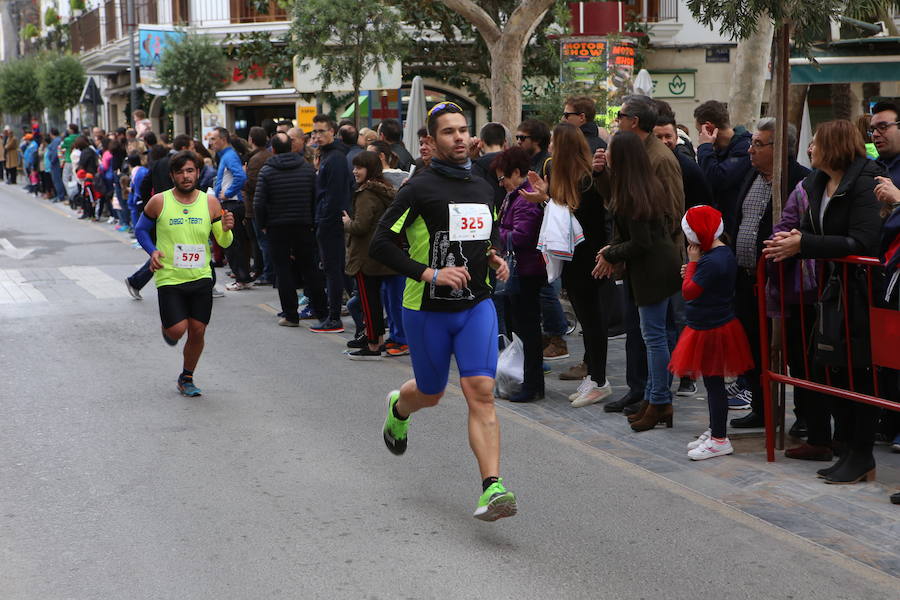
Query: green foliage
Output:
[[70, 0, 85, 10], [289, 0, 408, 94], [685, 0, 837, 53], [223, 31, 294, 89], [37, 54, 85, 112], [22, 23, 40, 39], [394, 0, 564, 109], [44, 7, 60, 27], [156, 31, 229, 116], [523, 60, 609, 127], [0, 58, 44, 116]]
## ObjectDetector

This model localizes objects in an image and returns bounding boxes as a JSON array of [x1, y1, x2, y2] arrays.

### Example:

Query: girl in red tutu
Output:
[[670, 205, 754, 460]]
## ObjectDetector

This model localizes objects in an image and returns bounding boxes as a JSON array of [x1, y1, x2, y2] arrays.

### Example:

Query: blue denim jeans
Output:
[[51, 164, 65, 201], [540, 279, 567, 336], [638, 296, 674, 405], [252, 220, 273, 282], [382, 274, 407, 345]]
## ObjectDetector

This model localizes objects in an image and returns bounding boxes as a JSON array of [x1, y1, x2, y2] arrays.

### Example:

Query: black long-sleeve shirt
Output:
[[370, 168, 499, 312]]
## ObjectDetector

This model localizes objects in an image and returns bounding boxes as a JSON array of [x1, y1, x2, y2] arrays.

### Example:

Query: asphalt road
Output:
[[1, 186, 896, 599]]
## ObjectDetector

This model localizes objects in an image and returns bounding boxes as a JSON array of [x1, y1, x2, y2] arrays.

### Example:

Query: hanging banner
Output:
[[138, 28, 186, 95]]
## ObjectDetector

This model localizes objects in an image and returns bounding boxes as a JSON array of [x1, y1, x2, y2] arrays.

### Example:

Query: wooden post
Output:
[[768, 22, 793, 452]]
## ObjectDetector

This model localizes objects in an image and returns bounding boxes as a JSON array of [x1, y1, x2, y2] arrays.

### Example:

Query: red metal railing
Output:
[[757, 255, 900, 461]]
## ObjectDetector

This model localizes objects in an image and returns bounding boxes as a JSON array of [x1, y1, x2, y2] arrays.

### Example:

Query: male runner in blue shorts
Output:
[[370, 102, 516, 521]]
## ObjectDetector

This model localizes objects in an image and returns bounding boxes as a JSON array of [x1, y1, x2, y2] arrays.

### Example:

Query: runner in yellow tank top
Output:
[[134, 151, 234, 397]]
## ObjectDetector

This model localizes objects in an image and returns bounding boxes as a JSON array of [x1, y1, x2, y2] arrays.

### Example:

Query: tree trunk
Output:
[[489, 38, 525, 128], [830, 83, 853, 119], [353, 83, 360, 131], [728, 17, 775, 130], [439, 0, 554, 129]]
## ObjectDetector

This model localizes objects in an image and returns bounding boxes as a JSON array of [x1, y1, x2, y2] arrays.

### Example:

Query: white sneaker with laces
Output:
[[687, 429, 711, 450], [568, 377, 596, 401], [688, 438, 734, 461], [571, 380, 612, 407]]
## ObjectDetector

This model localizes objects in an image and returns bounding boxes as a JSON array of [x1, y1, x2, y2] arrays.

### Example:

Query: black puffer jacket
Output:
[[799, 156, 883, 258], [254, 152, 317, 228]]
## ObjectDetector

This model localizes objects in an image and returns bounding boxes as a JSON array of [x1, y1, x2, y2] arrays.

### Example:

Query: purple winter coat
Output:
[[499, 182, 546, 277], [766, 180, 818, 316]]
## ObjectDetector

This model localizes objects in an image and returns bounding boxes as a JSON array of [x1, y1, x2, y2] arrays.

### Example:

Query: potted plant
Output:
[[70, 0, 85, 17], [45, 6, 60, 32], [22, 23, 40, 39]]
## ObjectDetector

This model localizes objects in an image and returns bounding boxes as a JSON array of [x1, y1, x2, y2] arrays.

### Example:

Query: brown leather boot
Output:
[[631, 403, 674, 432], [627, 400, 649, 423]]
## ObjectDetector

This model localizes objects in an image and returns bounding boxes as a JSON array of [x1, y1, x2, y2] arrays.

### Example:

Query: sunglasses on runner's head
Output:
[[428, 102, 463, 118], [515, 135, 531, 141]]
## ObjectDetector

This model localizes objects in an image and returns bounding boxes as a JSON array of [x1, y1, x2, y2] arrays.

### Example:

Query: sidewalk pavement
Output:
[[507, 333, 900, 577]]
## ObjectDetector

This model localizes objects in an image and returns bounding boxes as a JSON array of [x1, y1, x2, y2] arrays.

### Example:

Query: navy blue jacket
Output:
[[316, 140, 352, 229], [697, 129, 752, 234], [675, 150, 713, 210], [878, 152, 900, 188]]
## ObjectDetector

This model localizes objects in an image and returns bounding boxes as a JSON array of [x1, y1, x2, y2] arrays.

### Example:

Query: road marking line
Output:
[[28, 193, 135, 247], [257, 303, 278, 315], [58, 266, 130, 299], [0, 269, 48, 303]]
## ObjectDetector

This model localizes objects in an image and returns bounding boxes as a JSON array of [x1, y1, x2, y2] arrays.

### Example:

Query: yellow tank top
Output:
[[154, 189, 213, 287]]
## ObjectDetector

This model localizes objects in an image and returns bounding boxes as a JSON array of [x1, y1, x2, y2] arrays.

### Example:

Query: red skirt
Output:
[[669, 318, 754, 379]]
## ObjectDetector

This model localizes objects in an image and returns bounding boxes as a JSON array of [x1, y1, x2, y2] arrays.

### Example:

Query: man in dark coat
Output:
[[255, 132, 327, 326], [695, 100, 753, 234]]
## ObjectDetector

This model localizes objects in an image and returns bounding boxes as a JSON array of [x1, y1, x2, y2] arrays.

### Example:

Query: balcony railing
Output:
[[229, 0, 288, 23], [624, 0, 678, 22], [647, 0, 678, 22], [105, 0, 118, 41], [71, 7, 102, 52], [119, 0, 158, 31]]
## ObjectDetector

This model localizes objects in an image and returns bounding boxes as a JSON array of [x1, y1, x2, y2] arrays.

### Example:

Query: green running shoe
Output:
[[382, 390, 408, 455], [473, 479, 517, 522]]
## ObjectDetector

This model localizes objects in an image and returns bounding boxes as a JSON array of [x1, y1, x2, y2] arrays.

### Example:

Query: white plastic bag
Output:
[[495, 334, 524, 398]]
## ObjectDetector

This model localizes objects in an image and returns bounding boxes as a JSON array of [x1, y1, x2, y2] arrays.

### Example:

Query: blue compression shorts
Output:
[[402, 299, 499, 395]]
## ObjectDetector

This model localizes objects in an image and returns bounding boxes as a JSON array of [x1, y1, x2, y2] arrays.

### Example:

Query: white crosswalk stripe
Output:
[[0, 269, 48, 304], [58, 266, 131, 299]]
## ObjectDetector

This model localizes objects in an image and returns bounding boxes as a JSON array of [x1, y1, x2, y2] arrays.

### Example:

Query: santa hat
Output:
[[681, 205, 723, 252]]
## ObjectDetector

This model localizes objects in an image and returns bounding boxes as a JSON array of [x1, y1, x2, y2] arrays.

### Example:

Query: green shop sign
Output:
[[648, 71, 695, 99]]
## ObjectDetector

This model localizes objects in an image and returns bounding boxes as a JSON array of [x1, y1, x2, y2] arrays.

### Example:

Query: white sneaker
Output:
[[107, 216, 115, 224], [687, 429, 711, 450], [688, 438, 734, 461], [211, 287, 225, 298], [568, 377, 595, 401], [571, 380, 612, 407]]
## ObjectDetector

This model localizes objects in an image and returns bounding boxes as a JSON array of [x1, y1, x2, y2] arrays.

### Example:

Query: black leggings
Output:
[[704, 375, 728, 438], [508, 274, 546, 394], [564, 273, 614, 385]]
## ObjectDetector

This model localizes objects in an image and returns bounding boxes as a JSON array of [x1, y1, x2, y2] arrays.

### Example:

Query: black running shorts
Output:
[[157, 278, 214, 329]]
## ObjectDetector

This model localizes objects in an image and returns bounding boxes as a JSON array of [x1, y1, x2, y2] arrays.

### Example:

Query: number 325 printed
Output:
[[458, 216, 485, 230]]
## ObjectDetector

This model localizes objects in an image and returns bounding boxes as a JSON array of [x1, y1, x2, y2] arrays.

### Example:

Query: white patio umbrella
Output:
[[797, 98, 812, 169], [634, 69, 654, 97], [402, 76, 426, 160]]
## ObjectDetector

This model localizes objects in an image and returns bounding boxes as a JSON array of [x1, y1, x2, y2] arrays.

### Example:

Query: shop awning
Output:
[[790, 37, 900, 84], [340, 95, 368, 119]]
